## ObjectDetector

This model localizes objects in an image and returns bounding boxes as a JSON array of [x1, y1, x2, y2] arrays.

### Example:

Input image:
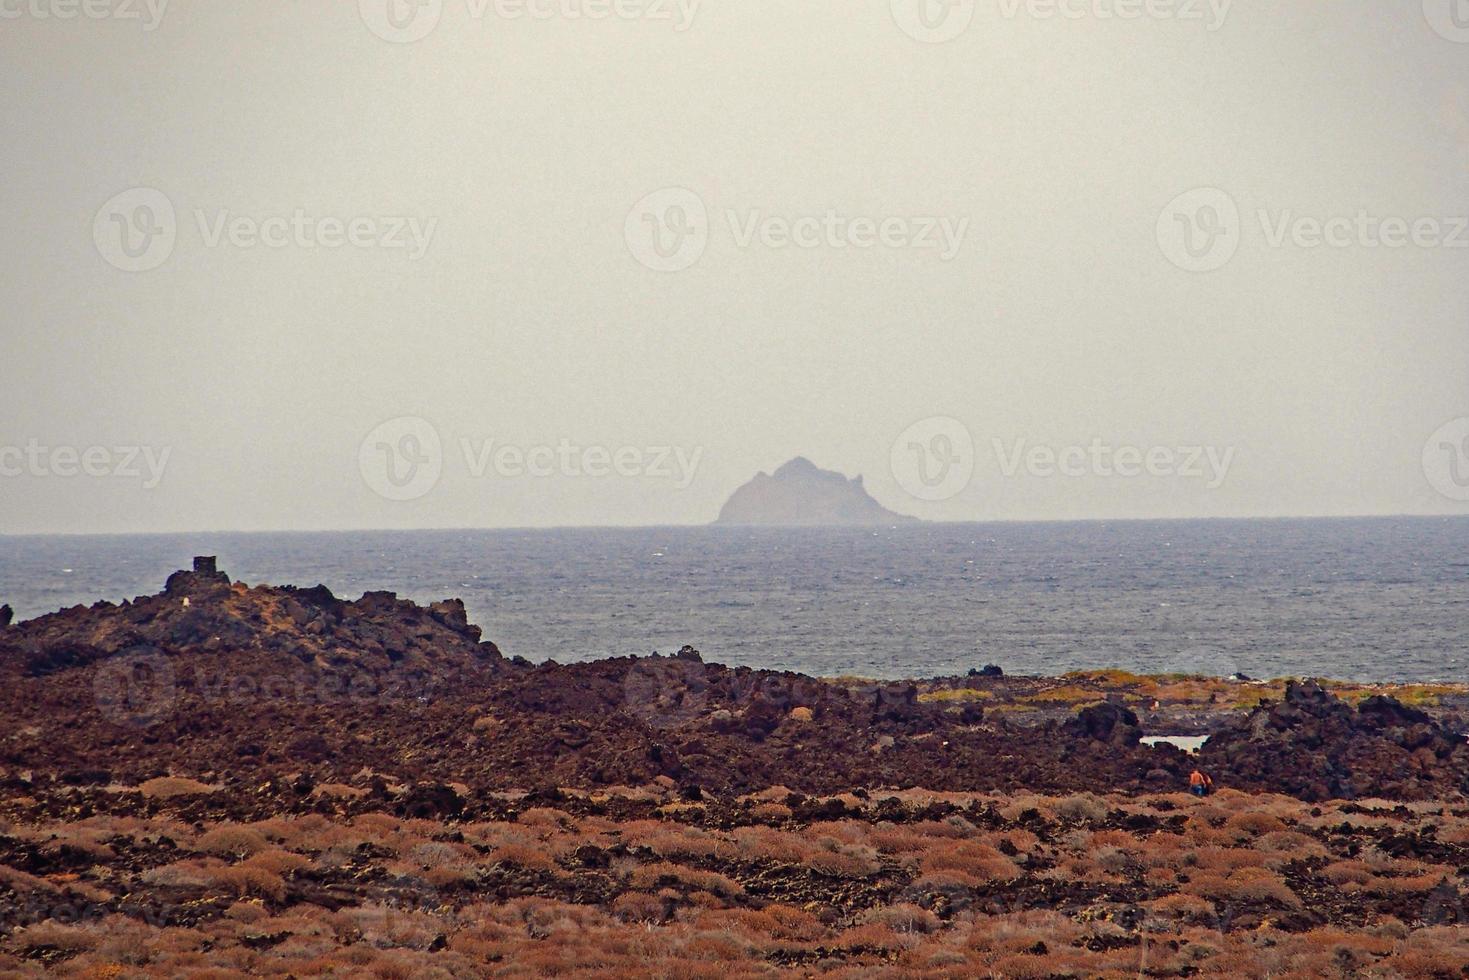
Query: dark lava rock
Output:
[[0, 604, 12, 629], [1062, 702, 1142, 746], [164, 556, 233, 597], [1200, 681, 1469, 801], [398, 783, 465, 820], [1, 568, 1455, 804]]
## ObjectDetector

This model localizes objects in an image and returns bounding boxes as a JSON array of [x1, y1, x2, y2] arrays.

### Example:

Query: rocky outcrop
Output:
[[0, 571, 1460, 802], [1062, 702, 1142, 746], [1200, 681, 1469, 801], [0, 559, 504, 680], [715, 457, 917, 526]]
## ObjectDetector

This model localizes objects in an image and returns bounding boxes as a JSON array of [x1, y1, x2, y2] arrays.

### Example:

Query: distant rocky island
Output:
[[714, 456, 919, 526]]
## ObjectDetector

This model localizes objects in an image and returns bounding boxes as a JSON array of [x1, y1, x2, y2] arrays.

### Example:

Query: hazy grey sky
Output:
[[2, 1, 1467, 533]]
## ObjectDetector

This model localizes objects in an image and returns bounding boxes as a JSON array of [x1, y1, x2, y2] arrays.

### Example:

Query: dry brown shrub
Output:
[[1184, 868, 1300, 908], [11, 920, 99, 954], [352, 813, 404, 836], [517, 807, 573, 831], [990, 827, 1041, 853], [1190, 846, 1268, 873], [984, 951, 1076, 979], [611, 891, 665, 923], [806, 845, 880, 878], [731, 826, 807, 864], [1094, 845, 1134, 875], [867, 825, 930, 856], [831, 921, 914, 953], [1052, 792, 1110, 823], [243, 849, 312, 877], [629, 862, 743, 897], [39, 835, 115, 863], [683, 928, 754, 961], [806, 820, 873, 846], [1145, 866, 1179, 887], [921, 840, 1019, 883], [1363, 870, 1444, 896], [195, 825, 270, 859], [1084, 828, 1137, 850], [1222, 810, 1288, 839], [1254, 830, 1327, 860], [488, 843, 558, 872], [860, 903, 940, 934], [1322, 860, 1372, 888], [211, 864, 287, 902], [137, 776, 215, 800], [224, 901, 269, 923], [1146, 892, 1216, 922], [142, 858, 219, 888], [762, 904, 826, 942], [750, 802, 792, 822], [643, 827, 732, 862]]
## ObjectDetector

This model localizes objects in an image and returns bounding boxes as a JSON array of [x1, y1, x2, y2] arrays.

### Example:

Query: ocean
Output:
[[1, 517, 1466, 683]]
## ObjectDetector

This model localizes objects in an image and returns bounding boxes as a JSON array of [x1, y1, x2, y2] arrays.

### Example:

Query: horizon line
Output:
[[3, 510, 1468, 539]]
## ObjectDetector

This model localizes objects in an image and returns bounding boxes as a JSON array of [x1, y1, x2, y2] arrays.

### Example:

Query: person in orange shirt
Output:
[[1189, 769, 1213, 797]]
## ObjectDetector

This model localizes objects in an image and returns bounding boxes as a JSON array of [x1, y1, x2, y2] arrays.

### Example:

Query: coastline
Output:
[[1, 563, 1466, 973]]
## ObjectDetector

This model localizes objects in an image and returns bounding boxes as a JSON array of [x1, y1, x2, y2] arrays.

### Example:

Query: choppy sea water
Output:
[[1, 518, 1466, 683]]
